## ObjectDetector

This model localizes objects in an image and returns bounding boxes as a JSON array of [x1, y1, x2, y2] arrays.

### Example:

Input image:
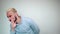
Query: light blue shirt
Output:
[[10, 16, 40, 34]]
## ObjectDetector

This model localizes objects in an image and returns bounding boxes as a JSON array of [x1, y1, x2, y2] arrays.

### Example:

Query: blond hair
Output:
[[7, 8, 17, 13]]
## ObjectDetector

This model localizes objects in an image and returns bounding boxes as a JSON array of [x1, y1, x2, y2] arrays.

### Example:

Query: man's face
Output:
[[7, 11, 15, 22]]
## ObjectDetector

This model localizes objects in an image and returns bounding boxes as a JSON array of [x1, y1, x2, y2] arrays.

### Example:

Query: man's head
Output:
[[7, 8, 18, 22]]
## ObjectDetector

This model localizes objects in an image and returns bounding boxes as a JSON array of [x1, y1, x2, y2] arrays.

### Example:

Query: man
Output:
[[6, 8, 40, 34]]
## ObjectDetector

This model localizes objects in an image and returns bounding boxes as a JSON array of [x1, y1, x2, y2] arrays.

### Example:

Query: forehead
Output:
[[7, 11, 14, 16]]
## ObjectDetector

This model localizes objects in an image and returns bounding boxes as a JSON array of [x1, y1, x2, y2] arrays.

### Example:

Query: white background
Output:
[[0, 0, 60, 34]]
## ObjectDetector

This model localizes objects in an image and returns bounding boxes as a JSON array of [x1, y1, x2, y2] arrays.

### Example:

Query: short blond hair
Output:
[[7, 8, 17, 13]]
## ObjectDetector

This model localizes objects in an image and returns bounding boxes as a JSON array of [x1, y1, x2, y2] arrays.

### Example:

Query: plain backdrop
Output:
[[0, 0, 60, 34]]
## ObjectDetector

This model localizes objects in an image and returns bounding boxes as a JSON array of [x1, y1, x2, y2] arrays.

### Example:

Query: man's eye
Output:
[[8, 15, 11, 17], [9, 16, 11, 17]]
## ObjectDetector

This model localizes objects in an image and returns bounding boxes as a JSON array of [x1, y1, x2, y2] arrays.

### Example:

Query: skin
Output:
[[7, 11, 21, 31]]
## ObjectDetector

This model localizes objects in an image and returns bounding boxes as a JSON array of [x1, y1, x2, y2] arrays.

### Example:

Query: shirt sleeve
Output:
[[28, 19, 40, 34], [10, 30, 15, 34], [10, 24, 15, 34]]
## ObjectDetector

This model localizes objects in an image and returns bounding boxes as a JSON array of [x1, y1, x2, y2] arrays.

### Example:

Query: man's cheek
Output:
[[11, 19, 15, 22]]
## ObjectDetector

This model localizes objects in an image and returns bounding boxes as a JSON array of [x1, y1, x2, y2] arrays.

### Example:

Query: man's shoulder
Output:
[[22, 16, 33, 22]]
